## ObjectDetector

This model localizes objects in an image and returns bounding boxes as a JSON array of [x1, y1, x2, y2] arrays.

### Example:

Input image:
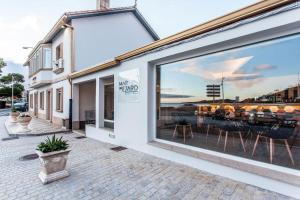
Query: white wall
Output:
[[52, 79, 71, 120], [72, 6, 300, 198], [72, 12, 155, 71], [51, 28, 72, 78]]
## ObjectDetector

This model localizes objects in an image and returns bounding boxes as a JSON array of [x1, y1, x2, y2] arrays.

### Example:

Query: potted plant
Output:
[[17, 113, 32, 129], [36, 135, 71, 184], [10, 107, 19, 122]]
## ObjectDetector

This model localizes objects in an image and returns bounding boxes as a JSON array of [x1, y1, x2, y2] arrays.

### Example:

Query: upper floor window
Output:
[[56, 43, 63, 61], [28, 45, 52, 76], [43, 48, 52, 68]]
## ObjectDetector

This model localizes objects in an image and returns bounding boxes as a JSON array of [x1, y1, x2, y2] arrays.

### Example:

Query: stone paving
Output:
[[5, 116, 68, 136], [0, 116, 297, 200]]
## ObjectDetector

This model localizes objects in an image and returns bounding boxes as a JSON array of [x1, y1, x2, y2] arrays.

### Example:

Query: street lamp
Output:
[[22, 47, 33, 50], [11, 74, 14, 109]]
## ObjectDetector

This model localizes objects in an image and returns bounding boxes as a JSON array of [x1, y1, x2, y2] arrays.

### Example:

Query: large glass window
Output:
[[157, 34, 300, 170]]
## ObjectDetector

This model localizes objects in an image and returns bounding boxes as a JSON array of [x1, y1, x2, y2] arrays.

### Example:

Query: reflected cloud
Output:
[[254, 64, 277, 71], [178, 56, 260, 82]]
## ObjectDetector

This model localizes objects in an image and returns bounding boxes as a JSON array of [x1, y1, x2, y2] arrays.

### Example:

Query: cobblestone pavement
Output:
[[0, 116, 297, 200]]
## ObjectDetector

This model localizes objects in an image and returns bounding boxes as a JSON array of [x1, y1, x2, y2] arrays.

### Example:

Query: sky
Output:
[[160, 34, 300, 103], [0, 0, 258, 78]]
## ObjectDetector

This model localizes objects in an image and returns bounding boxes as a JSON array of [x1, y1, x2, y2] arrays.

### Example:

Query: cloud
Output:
[[0, 15, 41, 64]]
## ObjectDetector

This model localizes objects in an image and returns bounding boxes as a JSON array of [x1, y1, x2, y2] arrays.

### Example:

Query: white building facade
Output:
[[24, 6, 158, 128], [70, 1, 300, 198]]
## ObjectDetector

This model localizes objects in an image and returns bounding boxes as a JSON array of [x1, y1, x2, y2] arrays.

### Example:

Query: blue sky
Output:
[[160, 34, 300, 103], [0, 0, 257, 78]]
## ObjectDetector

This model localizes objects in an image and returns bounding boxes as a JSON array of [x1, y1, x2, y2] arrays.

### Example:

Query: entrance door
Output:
[[46, 90, 53, 122], [34, 93, 38, 117]]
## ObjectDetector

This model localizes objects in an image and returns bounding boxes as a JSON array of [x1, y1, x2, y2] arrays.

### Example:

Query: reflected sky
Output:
[[160, 34, 300, 103]]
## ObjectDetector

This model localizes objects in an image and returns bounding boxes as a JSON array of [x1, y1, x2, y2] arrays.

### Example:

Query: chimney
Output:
[[97, 0, 110, 10]]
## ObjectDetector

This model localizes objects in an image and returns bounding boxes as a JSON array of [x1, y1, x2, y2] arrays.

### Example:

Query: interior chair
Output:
[[252, 124, 296, 165]]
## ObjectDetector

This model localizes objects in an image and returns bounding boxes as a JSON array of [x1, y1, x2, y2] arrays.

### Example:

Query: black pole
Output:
[[69, 98, 72, 130]]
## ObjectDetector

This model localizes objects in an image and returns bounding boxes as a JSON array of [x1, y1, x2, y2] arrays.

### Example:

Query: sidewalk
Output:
[[0, 130, 296, 200], [5, 117, 69, 136]]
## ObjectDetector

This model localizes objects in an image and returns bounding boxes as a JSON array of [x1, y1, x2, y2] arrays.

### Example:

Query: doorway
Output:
[[46, 89, 53, 122]]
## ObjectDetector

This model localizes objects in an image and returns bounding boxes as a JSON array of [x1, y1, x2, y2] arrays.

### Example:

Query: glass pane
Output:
[[157, 34, 300, 170], [104, 84, 114, 121], [43, 48, 52, 68]]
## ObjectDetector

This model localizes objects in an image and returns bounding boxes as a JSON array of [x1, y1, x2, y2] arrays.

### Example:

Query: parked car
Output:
[[13, 102, 28, 112]]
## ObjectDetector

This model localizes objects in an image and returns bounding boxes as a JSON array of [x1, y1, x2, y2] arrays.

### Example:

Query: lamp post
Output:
[[11, 75, 14, 109], [298, 72, 300, 98], [22, 47, 33, 50]]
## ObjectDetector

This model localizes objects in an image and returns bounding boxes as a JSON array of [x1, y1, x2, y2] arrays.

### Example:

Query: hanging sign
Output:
[[118, 68, 140, 102]]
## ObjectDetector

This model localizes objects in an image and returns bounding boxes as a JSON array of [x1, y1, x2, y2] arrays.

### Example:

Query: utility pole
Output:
[[298, 72, 300, 98], [221, 73, 225, 103]]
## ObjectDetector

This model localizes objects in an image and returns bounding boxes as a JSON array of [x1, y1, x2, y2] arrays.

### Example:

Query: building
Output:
[[24, 0, 158, 128], [70, 0, 300, 198]]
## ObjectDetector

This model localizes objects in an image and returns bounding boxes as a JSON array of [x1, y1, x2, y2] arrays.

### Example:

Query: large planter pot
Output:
[[17, 115, 32, 130], [36, 149, 71, 184], [10, 112, 19, 123]]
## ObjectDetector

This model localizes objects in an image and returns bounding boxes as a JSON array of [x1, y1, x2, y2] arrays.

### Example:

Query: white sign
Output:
[[118, 68, 140, 102]]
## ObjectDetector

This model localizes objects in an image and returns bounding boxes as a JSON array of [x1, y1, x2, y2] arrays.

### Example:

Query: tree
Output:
[[0, 58, 6, 75], [0, 73, 25, 97]]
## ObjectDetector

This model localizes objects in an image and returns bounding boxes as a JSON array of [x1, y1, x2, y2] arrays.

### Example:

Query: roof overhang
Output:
[[69, 60, 119, 79], [69, 0, 295, 80]]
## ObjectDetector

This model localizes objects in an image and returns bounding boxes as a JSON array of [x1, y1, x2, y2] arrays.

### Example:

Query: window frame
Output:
[[103, 82, 114, 128], [56, 43, 63, 61], [152, 31, 300, 184]]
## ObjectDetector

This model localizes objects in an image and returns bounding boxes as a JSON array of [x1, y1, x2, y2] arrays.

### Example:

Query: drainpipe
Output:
[[68, 77, 73, 130]]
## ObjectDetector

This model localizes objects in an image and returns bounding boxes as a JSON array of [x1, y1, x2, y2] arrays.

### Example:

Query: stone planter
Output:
[[17, 115, 32, 130], [10, 112, 19, 123], [36, 149, 71, 184]]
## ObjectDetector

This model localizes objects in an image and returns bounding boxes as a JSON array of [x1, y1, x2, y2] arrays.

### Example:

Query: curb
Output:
[[4, 118, 71, 137]]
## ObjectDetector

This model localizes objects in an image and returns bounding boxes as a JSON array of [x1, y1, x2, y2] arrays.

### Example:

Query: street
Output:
[[0, 108, 10, 117]]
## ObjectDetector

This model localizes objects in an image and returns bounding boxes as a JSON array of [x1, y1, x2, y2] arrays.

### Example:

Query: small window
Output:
[[56, 88, 63, 112], [39, 92, 44, 110], [56, 43, 63, 61], [29, 94, 33, 109]]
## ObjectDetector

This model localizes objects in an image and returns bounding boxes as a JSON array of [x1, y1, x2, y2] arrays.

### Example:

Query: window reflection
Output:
[[156, 34, 300, 169]]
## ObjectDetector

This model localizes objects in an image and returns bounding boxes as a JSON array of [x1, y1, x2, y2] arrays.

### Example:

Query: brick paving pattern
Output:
[[0, 116, 297, 200], [5, 117, 67, 136]]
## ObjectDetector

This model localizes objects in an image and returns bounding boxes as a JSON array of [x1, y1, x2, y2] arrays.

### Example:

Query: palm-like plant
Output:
[[36, 135, 69, 153]]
